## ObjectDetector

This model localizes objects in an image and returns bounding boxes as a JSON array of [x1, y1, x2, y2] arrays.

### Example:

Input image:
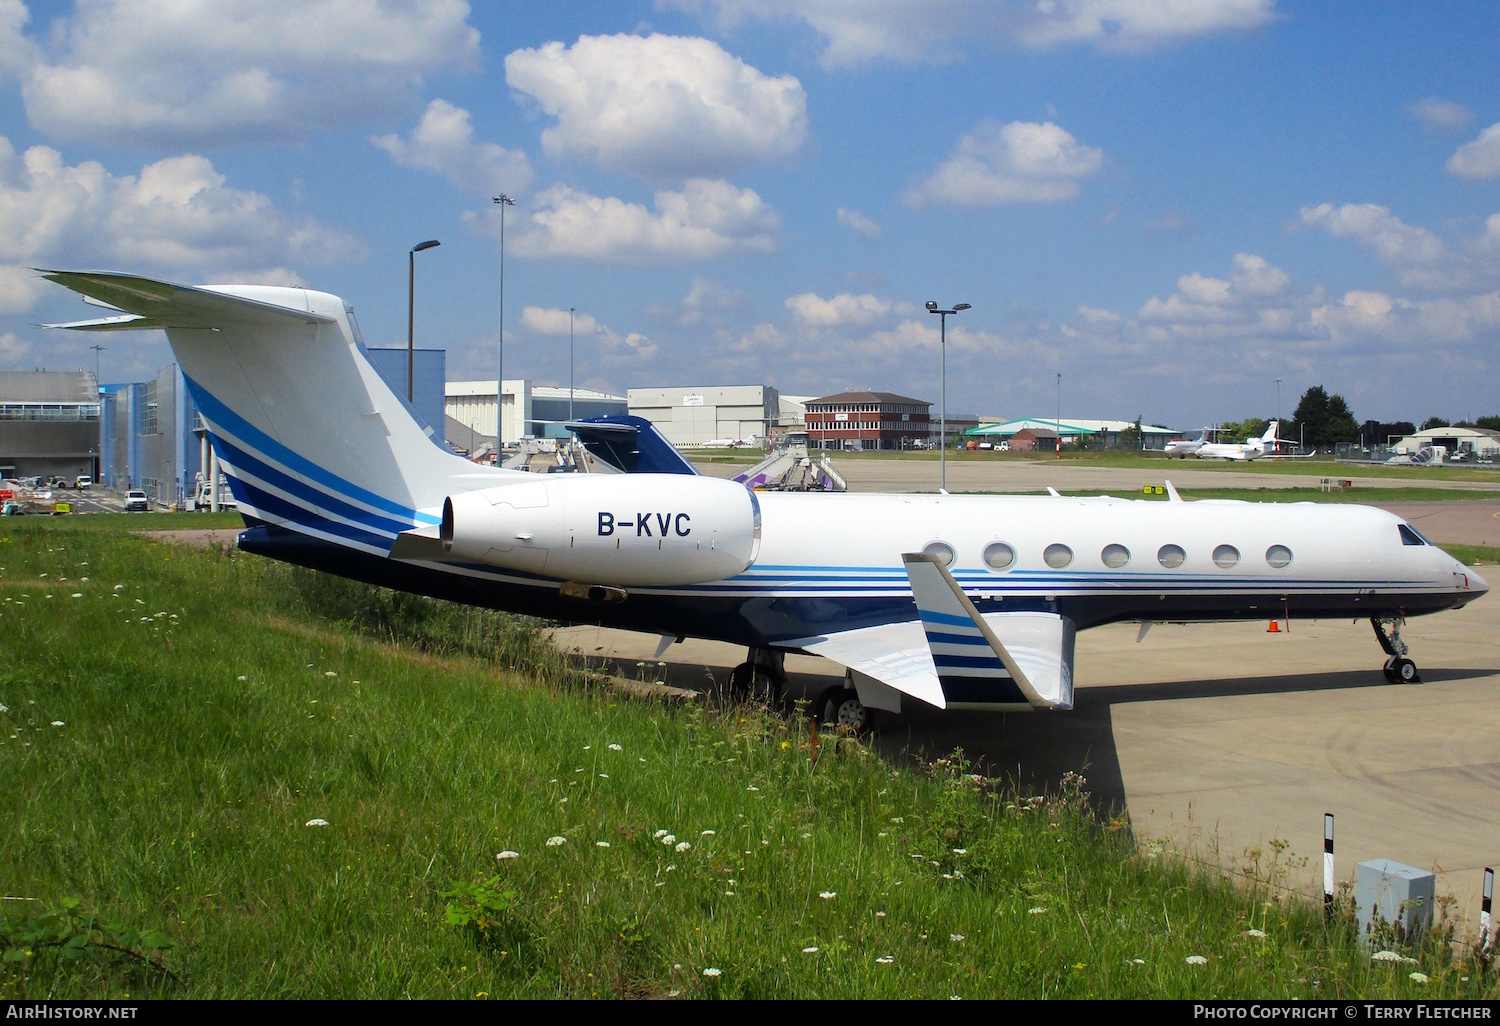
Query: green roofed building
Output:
[[966, 418, 1180, 450]]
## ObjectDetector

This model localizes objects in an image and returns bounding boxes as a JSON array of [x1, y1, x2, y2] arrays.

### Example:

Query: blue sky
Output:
[[1, 0, 1498, 430]]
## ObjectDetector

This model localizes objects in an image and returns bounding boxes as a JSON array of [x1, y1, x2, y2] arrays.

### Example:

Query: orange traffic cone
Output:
[[1267, 620, 1281, 633]]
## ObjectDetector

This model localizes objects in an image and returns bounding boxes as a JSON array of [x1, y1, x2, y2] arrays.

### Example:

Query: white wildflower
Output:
[[950, 934, 965, 942], [305, 818, 329, 827], [599, 773, 609, 779], [702, 967, 721, 977], [71, 593, 82, 599], [953, 848, 966, 855], [608, 743, 622, 751], [802, 946, 818, 954], [113, 584, 124, 591], [1186, 955, 1208, 965], [1131, 959, 1145, 965], [747, 785, 759, 791], [875, 911, 886, 918], [496, 850, 520, 860], [701, 830, 715, 836], [1029, 907, 1048, 915], [675, 841, 691, 853], [49, 720, 64, 727], [237, 675, 247, 681], [546, 836, 567, 847], [655, 829, 669, 839], [1371, 950, 1403, 963], [662, 834, 676, 846], [1409, 972, 1429, 984], [0, 705, 7, 713], [596, 841, 611, 848], [582, 745, 590, 750], [819, 891, 836, 900], [801, 833, 811, 839], [324, 671, 336, 677], [1245, 928, 1266, 938], [875, 955, 894, 965]]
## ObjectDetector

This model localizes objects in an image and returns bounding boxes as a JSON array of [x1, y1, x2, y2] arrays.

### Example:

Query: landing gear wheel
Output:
[[1392, 657, 1420, 684], [821, 688, 871, 735], [728, 662, 779, 703]]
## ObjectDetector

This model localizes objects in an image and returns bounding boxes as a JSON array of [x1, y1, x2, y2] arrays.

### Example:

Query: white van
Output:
[[75, 475, 92, 489]]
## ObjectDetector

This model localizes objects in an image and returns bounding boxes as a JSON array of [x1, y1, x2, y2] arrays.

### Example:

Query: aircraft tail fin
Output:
[[1261, 420, 1280, 443], [42, 270, 509, 554]]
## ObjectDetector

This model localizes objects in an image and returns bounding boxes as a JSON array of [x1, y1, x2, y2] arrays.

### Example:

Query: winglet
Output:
[[902, 552, 1044, 709], [1164, 479, 1182, 502]]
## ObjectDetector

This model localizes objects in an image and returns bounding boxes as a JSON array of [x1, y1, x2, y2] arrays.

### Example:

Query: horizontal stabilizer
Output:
[[568, 415, 697, 475], [38, 270, 335, 329]]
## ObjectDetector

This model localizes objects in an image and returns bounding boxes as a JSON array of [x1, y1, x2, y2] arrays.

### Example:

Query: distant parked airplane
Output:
[[1196, 421, 1279, 461]]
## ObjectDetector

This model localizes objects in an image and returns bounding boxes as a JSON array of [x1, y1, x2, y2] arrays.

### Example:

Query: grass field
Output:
[[1, 514, 1493, 999]]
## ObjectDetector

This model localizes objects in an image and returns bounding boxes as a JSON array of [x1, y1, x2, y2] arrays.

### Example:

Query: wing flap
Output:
[[793, 620, 947, 710]]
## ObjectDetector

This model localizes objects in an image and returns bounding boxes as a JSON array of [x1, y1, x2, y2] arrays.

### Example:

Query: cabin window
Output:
[[1043, 543, 1073, 569], [1212, 544, 1240, 569], [923, 540, 956, 567], [982, 541, 1016, 571], [1157, 544, 1186, 568], [1101, 543, 1131, 569], [1398, 524, 1428, 547], [1266, 544, 1293, 568]]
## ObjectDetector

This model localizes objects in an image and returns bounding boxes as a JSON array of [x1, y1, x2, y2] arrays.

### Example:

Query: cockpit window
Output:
[[1398, 523, 1429, 547]]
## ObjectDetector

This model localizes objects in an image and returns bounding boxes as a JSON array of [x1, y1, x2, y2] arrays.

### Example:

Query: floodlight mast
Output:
[[925, 302, 970, 493], [494, 194, 515, 448], [407, 240, 440, 403]]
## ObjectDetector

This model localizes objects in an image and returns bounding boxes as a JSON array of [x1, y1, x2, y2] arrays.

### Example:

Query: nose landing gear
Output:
[[1371, 616, 1421, 683]]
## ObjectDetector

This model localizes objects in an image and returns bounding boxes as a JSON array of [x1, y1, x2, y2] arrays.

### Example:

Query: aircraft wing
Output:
[[790, 553, 1075, 711]]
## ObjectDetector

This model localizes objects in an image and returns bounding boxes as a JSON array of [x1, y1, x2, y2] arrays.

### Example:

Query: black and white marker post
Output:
[[1483, 867, 1494, 953], [1323, 813, 1335, 918]]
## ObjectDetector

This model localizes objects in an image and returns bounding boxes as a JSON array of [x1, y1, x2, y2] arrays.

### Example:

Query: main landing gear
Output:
[[1371, 616, 1421, 683], [728, 647, 784, 703]]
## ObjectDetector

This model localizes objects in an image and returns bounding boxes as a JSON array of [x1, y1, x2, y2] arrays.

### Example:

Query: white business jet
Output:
[[1163, 433, 1206, 458], [1196, 421, 1279, 461], [42, 273, 1486, 729]]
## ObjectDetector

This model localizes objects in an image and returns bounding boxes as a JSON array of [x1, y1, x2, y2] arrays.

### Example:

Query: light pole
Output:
[[1275, 376, 1283, 454], [925, 301, 970, 493], [568, 306, 576, 423], [1056, 372, 1062, 458], [493, 194, 515, 448], [407, 240, 440, 402], [89, 344, 104, 385]]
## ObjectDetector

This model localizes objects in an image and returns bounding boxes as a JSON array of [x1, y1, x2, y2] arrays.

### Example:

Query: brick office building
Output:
[[804, 390, 931, 450]]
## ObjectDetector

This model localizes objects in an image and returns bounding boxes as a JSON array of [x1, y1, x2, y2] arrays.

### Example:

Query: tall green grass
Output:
[[0, 516, 1492, 998]]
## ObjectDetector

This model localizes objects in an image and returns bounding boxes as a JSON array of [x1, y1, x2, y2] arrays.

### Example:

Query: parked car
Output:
[[124, 490, 150, 512], [75, 475, 92, 489]]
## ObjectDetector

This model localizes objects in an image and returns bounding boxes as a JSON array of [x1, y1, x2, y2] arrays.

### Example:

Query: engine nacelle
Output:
[[441, 474, 761, 586]]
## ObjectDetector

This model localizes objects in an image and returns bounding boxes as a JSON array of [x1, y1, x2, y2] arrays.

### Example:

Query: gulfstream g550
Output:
[[44, 272, 1487, 728]]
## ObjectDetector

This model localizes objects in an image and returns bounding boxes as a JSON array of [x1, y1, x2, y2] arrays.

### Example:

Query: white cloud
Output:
[[1447, 122, 1500, 180], [0, 137, 362, 306], [905, 120, 1102, 207], [510, 179, 778, 262], [504, 33, 806, 180], [680, 277, 749, 325], [599, 330, 659, 362], [1137, 253, 1292, 325], [666, 0, 1275, 66], [1077, 304, 1121, 325], [785, 291, 891, 327], [20, 0, 480, 147], [1300, 202, 1470, 290], [0, 329, 32, 363], [836, 207, 881, 239], [521, 306, 598, 336], [1405, 97, 1472, 131], [372, 99, 532, 196]]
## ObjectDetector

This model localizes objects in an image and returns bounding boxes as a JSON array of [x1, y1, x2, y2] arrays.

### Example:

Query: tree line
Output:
[[1209, 386, 1500, 449]]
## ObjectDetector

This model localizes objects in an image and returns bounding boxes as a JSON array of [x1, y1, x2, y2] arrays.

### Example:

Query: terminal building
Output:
[[803, 390, 932, 450], [0, 370, 100, 481], [627, 386, 780, 448]]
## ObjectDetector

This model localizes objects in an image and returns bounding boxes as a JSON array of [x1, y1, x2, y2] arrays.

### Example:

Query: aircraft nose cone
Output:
[[1467, 565, 1490, 597]]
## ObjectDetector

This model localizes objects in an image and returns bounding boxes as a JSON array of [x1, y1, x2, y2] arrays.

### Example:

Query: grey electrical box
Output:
[[1356, 859, 1435, 944]]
